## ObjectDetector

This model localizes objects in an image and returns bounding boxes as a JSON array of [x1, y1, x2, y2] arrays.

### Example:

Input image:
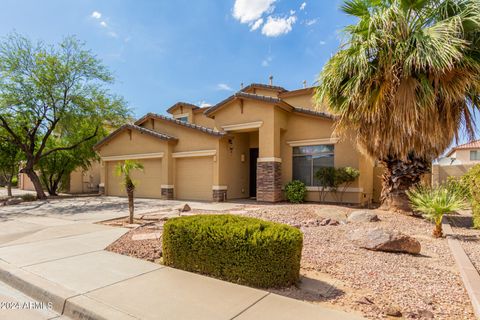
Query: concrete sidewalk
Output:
[[0, 198, 364, 320]]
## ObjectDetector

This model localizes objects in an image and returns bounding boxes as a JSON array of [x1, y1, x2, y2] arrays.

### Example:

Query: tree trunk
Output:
[[127, 185, 134, 224], [380, 156, 430, 213], [6, 180, 12, 197], [433, 222, 443, 238], [22, 168, 47, 199]]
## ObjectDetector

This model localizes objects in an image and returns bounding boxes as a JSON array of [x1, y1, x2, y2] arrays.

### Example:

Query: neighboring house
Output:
[[18, 162, 101, 194], [431, 140, 480, 184], [94, 82, 376, 205]]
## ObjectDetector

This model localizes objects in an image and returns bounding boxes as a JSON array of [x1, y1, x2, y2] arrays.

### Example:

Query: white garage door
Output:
[[175, 157, 213, 201], [106, 158, 162, 198]]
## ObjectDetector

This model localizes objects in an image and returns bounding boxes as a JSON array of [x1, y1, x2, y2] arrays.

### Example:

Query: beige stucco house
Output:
[[94, 83, 375, 204]]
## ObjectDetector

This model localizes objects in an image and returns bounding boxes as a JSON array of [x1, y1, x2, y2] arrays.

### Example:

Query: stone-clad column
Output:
[[161, 185, 174, 200], [212, 186, 227, 202], [256, 158, 282, 202]]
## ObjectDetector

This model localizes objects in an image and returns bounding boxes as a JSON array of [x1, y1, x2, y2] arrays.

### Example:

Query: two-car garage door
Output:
[[106, 158, 162, 198], [175, 157, 213, 201], [106, 156, 214, 201]]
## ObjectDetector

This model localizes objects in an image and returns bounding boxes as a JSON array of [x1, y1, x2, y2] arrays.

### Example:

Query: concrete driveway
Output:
[[0, 194, 364, 320]]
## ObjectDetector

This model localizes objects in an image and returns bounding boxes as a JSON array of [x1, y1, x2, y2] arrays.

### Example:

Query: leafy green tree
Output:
[[315, 167, 337, 202], [407, 183, 467, 237], [116, 160, 144, 224], [0, 33, 129, 199], [316, 0, 480, 212], [0, 134, 22, 197], [334, 167, 360, 202]]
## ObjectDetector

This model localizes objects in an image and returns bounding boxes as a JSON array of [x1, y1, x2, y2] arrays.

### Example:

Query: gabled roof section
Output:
[[446, 139, 480, 157], [93, 124, 177, 151], [241, 83, 288, 94], [292, 107, 335, 120], [279, 86, 317, 98], [166, 102, 199, 114], [135, 113, 226, 136], [204, 92, 293, 117]]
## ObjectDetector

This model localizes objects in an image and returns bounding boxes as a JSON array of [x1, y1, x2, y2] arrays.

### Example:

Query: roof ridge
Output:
[[136, 113, 225, 137]]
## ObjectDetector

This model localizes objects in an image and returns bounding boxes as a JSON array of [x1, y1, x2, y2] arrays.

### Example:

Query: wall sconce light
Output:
[[228, 139, 234, 153], [241, 154, 245, 162]]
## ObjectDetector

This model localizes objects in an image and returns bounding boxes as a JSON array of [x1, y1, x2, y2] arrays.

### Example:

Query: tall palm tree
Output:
[[115, 160, 144, 224], [316, 0, 480, 212]]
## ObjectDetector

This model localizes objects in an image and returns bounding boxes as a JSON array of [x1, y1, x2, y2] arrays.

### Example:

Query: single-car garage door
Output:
[[175, 157, 213, 200], [106, 158, 162, 198]]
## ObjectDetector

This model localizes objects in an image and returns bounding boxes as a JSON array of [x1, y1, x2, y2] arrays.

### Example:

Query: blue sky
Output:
[[0, 0, 353, 118]]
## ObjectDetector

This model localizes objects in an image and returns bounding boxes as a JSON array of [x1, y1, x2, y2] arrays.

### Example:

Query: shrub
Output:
[[162, 214, 303, 288], [407, 183, 468, 237], [461, 164, 480, 228], [284, 180, 307, 203], [20, 193, 37, 202]]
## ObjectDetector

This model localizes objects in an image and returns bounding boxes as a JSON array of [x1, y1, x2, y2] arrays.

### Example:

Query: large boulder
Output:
[[347, 210, 380, 223], [350, 227, 421, 254]]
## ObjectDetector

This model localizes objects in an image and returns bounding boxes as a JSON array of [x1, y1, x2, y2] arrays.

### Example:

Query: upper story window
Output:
[[176, 116, 188, 123], [292, 145, 334, 186], [174, 113, 189, 123], [471, 150, 480, 161]]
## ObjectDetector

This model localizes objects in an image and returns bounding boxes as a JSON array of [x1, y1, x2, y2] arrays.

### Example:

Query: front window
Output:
[[176, 116, 188, 123], [471, 150, 480, 161], [292, 145, 334, 186]]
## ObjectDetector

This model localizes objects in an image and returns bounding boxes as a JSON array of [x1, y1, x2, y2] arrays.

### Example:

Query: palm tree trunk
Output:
[[127, 186, 134, 224], [380, 156, 430, 213], [433, 222, 443, 238]]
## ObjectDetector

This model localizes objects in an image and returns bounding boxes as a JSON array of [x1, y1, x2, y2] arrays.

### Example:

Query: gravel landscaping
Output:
[[105, 203, 477, 319]]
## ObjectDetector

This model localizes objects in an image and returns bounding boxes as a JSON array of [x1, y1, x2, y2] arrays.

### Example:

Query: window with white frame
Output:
[[292, 145, 334, 186], [471, 150, 480, 161]]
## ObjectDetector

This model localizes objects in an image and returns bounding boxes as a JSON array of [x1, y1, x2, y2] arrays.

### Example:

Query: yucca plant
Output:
[[407, 183, 467, 237], [115, 160, 144, 224], [316, 0, 480, 213]]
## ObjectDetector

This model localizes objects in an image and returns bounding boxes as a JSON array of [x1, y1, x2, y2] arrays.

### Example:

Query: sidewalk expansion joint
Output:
[[229, 292, 270, 319], [20, 249, 105, 268]]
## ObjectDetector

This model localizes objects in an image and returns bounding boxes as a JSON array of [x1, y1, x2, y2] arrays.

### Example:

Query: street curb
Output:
[[444, 222, 480, 319], [0, 260, 135, 320], [0, 259, 74, 314]]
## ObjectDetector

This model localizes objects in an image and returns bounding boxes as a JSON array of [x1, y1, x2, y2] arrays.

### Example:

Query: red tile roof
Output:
[[446, 140, 480, 156]]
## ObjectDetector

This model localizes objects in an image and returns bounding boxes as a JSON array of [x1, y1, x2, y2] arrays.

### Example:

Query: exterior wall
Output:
[[432, 164, 475, 185], [217, 133, 250, 199], [282, 92, 329, 113], [141, 119, 218, 152], [193, 112, 215, 128], [281, 113, 368, 204], [244, 88, 280, 97], [69, 161, 101, 194], [453, 149, 480, 164], [18, 173, 36, 191]]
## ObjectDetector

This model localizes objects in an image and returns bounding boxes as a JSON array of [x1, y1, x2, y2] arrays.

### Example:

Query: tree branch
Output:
[[39, 126, 99, 160]]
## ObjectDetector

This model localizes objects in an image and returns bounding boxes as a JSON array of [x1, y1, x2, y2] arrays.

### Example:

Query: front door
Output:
[[249, 148, 259, 198]]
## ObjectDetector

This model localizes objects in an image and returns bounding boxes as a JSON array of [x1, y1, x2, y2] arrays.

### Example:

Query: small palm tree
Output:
[[407, 184, 467, 238], [115, 160, 144, 224]]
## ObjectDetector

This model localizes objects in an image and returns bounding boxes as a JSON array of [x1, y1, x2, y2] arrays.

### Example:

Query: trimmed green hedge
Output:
[[162, 214, 303, 288]]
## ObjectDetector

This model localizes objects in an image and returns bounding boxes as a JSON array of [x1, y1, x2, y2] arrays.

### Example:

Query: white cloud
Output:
[[290, 10, 296, 15], [91, 11, 102, 19], [100, 21, 108, 27], [199, 102, 212, 108], [305, 18, 318, 26], [261, 15, 297, 37], [250, 18, 264, 31], [300, 2, 307, 11], [233, 0, 276, 23], [107, 31, 118, 38], [261, 56, 273, 67], [217, 83, 234, 91], [319, 40, 326, 45]]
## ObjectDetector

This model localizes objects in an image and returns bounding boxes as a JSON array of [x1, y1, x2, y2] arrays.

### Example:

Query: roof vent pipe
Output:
[[240, 82, 244, 89], [303, 80, 307, 88], [269, 75, 273, 86]]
